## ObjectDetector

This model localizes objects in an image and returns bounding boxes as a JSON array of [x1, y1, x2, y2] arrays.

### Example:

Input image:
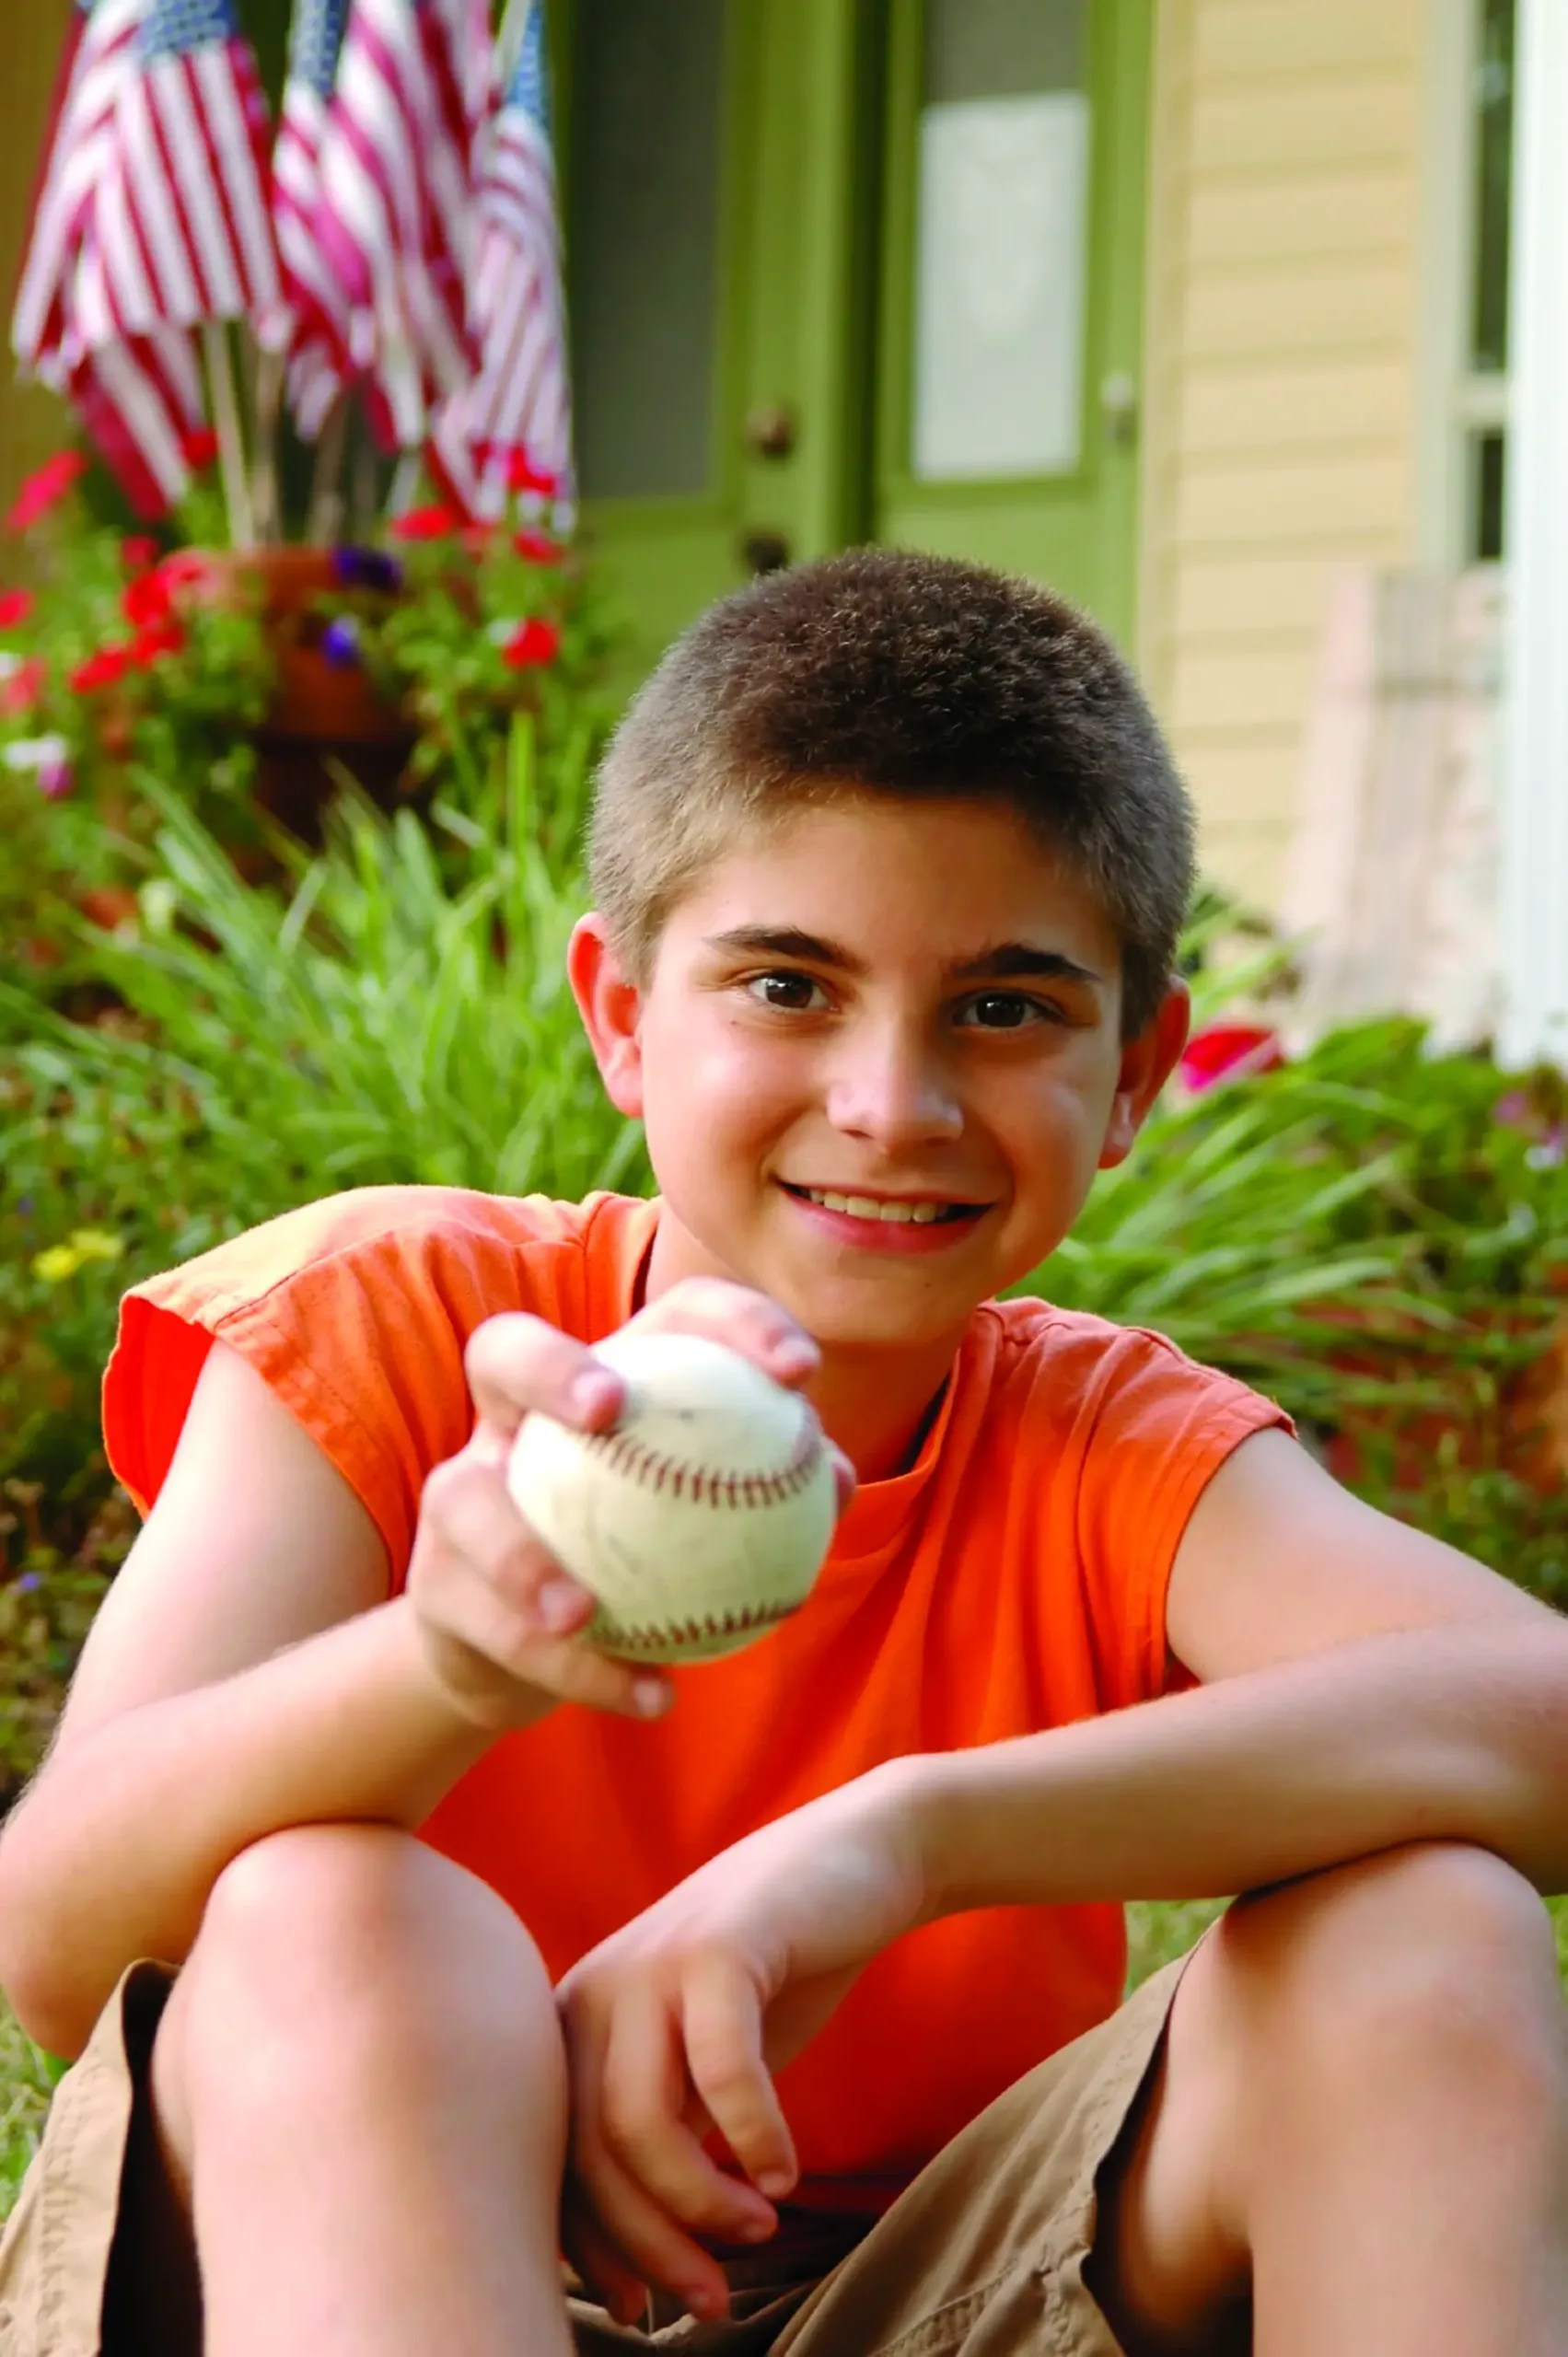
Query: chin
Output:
[[786, 1280, 978, 1355]]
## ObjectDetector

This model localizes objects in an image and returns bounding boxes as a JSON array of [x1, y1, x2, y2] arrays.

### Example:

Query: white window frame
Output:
[[1416, 0, 1511, 569], [1497, 0, 1568, 1067]]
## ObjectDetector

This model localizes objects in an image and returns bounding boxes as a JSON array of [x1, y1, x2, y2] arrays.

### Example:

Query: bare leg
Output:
[[119, 1822, 575, 2357], [1088, 1840, 1568, 2357]]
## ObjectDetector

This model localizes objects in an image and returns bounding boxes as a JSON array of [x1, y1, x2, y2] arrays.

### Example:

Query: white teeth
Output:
[[803, 1190, 946, 1224]]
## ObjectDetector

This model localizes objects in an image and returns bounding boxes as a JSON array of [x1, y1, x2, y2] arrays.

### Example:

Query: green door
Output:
[[871, 0, 1150, 648], [561, 0, 1150, 673]]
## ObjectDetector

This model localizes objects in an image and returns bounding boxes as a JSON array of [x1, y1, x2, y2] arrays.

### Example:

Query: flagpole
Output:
[[203, 319, 256, 550], [308, 395, 351, 544], [250, 343, 285, 546]]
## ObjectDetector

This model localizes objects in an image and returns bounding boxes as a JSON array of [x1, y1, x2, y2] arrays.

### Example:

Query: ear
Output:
[[567, 913, 648, 1120], [1098, 976, 1191, 1170]]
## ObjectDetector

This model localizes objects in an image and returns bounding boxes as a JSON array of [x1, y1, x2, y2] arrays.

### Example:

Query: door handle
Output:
[[1099, 371, 1139, 446], [741, 530, 792, 575]]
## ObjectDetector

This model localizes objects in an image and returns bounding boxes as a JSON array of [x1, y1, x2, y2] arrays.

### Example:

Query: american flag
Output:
[[12, 0, 142, 377], [272, 0, 354, 438], [429, 0, 573, 523], [312, 0, 492, 449], [11, 0, 205, 518], [94, 0, 283, 344]]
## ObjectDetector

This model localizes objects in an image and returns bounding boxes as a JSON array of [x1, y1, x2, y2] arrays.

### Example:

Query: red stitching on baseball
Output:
[[596, 1595, 802, 1654], [580, 1411, 822, 1507]]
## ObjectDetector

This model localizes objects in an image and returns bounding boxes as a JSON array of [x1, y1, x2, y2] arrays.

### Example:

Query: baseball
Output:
[[505, 1330, 838, 1664]]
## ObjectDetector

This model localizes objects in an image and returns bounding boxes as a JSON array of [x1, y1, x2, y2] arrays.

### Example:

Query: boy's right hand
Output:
[[405, 1278, 842, 1733]]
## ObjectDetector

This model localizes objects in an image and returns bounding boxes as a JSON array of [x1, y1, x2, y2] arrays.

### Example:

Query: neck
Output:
[[636, 1211, 967, 1482], [806, 1336, 961, 1481]]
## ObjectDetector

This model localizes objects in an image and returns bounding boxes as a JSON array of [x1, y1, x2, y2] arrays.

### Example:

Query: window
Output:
[[1458, 0, 1516, 563]]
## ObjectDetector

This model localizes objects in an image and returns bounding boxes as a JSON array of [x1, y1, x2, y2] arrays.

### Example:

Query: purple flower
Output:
[[38, 756, 74, 800], [320, 617, 361, 669], [331, 545, 403, 595], [1494, 1090, 1534, 1132], [15, 1572, 41, 1595]]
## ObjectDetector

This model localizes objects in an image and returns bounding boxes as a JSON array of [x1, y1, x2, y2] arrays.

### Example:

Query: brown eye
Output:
[[958, 991, 1051, 1030], [748, 971, 826, 1011]]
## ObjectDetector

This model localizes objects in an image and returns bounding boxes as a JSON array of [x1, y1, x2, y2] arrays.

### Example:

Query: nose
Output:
[[823, 1018, 963, 1149]]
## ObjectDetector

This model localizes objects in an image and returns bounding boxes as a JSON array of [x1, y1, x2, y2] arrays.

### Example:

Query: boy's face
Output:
[[571, 795, 1188, 1357]]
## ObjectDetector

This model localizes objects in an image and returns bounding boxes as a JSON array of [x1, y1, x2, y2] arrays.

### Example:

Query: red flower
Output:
[[506, 451, 557, 497], [69, 643, 134, 694], [128, 620, 185, 666], [6, 450, 87, 532], [0, 656, 47, 714], [122, 567, 176, 628], [389, 504, 459, 541], [159, 550, 220, 591], [0, 588, 35, 630], [1179, 1023, 1285, 1093], [513, 529, 563, 566], [181, 428, 220, 470], [501, 616, 562, 670], [121, 534, 160, 573], [461, 521, 497, 556]]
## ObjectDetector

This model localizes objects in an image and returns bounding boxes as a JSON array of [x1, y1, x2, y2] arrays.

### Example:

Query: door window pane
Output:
[[911, 0, 1088, 482], [1469, 0, 1515, 377], [568, 0, 725, 501]]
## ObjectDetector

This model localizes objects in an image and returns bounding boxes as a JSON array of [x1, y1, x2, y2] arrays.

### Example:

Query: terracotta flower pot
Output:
[[180, 546, 416, 847]]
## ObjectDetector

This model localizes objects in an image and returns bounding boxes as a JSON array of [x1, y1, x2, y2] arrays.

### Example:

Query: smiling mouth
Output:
[[780, 1183, 985, 1225]]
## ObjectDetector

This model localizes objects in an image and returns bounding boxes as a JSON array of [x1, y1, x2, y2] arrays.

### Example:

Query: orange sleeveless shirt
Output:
[[103, 1186, 1289, 2208]]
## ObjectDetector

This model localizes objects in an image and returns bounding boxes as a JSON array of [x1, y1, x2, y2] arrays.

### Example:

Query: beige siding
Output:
[[1139, 0, 1428, 911]]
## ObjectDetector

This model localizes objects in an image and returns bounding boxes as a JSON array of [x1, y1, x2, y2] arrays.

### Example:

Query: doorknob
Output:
[[741, 530, 792, 575], [744, 403, 796, 460], [1099, 371, 1139, 445]]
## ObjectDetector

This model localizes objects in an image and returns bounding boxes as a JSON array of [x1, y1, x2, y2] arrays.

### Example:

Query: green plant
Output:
[[0, 1480, 127, 1808], [0, 450, 270, 858], [0, 450, 604, 920], [1, 724, 645, 1804], [348, 512, 621, 841]]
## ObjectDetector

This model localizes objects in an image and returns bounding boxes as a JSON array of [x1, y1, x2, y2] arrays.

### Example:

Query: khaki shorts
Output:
[[0, 1942, 1202, 2357]]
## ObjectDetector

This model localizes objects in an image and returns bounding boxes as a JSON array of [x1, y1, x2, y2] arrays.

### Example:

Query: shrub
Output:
[[0, 726, 644, 1805]]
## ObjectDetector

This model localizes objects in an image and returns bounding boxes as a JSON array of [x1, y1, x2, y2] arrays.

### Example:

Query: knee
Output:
[[1220, 1840, 1567, 2106], [185, 1824, 560, 2077]]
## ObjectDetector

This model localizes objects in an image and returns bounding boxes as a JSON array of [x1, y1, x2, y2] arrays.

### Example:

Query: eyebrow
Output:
[[703, 925, 1105, 990]]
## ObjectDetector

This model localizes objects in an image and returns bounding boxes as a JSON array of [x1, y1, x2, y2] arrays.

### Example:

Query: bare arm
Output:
[[907, 1432, 1568, 1913], [0, 1281, 838, 2063], [0, 1345, 503, 2059]]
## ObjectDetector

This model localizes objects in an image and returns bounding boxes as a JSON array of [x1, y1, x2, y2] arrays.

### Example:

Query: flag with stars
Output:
[[11, 0, 206, 518], [273, 0, 354, 438], [94, 0, 283, 344], [311, 0, 492, 450], [429, 0, 573, 524]]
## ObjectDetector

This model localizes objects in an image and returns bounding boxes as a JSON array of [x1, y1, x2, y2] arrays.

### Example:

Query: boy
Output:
[[0, 548, 1564, 2357]]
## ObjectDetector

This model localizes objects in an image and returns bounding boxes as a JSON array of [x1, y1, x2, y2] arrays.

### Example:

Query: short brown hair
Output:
[[587, 547, 1194, 1035]]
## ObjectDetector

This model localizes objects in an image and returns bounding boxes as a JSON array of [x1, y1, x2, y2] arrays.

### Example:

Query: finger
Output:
[[680, 1951, 798, 2200], [568, 2000, 734, 2319], [464, 1313, 624, 1442], [572, 2134, 733, 2322], [633, 1278, 821, 1387], [561, 2193, 649, 2328], [436, 1555, 673, 1719], [423, 1454, 595, 1632], [598, 1975, 777, 2242], [419, 1461, 672, 1719]]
